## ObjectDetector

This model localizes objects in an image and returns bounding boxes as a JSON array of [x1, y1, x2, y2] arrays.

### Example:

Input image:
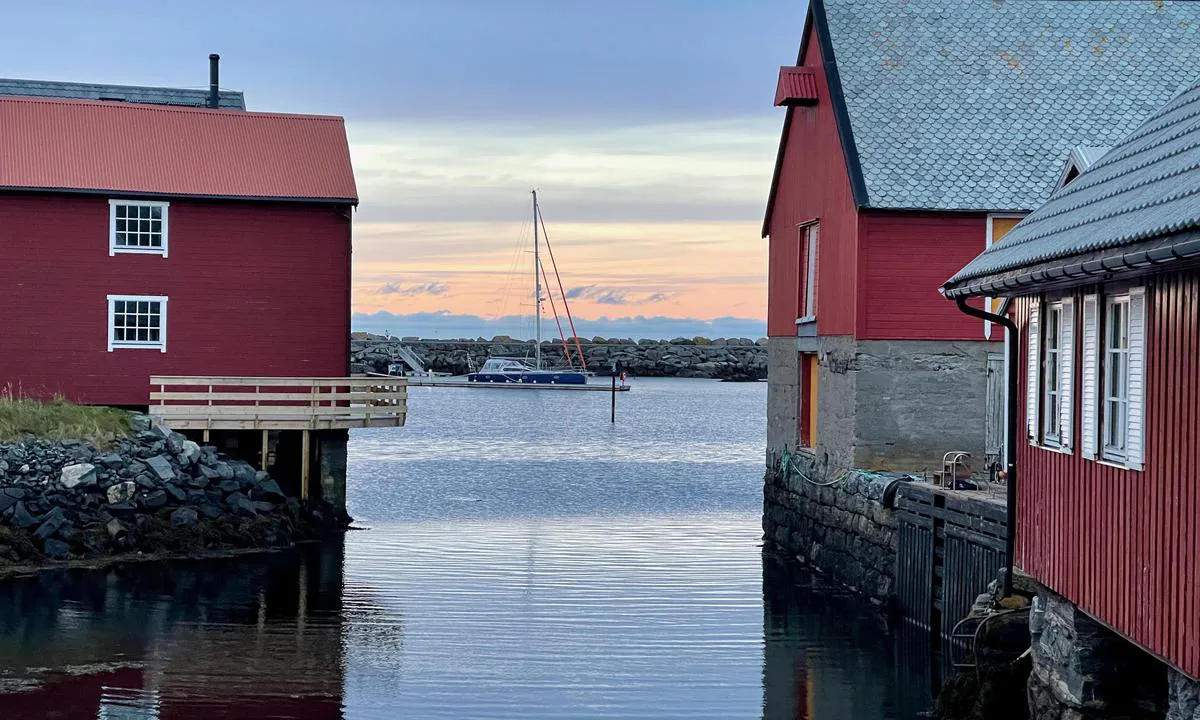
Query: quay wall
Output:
[[763, 450, 901, 607], [350, 335, 768, 380]]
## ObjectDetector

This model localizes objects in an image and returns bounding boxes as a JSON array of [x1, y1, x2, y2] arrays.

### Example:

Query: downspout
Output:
[[953, 297, 1019, 597]]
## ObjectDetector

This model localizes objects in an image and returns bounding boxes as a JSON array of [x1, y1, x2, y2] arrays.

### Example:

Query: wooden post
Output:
[[202, 429, 210, 443], [611, 374, 616, 424], [261, 430, 269, 471], [300, 430, 310, 500]]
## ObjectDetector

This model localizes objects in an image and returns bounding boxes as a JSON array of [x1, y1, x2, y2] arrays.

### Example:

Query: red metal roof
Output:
[[774, 66, 818, 107], [0, 96, 358, 202]]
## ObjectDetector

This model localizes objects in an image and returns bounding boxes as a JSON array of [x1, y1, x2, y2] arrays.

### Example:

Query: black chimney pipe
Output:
[[208, 54, 220, 109]]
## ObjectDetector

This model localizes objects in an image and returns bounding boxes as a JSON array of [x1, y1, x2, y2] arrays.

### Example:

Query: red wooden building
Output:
[[0, 62, 405, 508], [944, 79, 1200, 691], [762, 0, 1200, 474], [0, 91, 356, 405]]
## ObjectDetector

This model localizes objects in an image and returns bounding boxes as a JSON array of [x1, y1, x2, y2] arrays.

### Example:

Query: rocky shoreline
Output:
[[350, 335, 769, 380], [0, 415, 345, 572]]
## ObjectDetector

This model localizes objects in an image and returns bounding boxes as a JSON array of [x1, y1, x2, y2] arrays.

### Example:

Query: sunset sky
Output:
[[1, 1, 805, 338]]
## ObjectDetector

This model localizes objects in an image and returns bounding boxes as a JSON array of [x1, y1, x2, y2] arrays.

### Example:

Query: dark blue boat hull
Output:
[[467, 371, 588, 385]]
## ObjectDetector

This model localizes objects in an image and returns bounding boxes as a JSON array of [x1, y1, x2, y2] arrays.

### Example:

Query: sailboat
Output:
[[468, 191, 590, 385]]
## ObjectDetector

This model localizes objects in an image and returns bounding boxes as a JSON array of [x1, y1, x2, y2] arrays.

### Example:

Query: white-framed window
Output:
[[1042, 303, 1063, 444], [107, 295, 167, 352], [797, 222, 818, 323], [109, 200, 169, 257], [1029, 298, 1074, 450], [1077, 288, 1145, 469]]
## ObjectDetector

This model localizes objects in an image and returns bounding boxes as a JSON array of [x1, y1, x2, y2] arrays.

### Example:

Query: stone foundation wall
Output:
[[1029, 586, 1166, 719], [1168, 669, 1200, 720], [762, 449, 901, 606]]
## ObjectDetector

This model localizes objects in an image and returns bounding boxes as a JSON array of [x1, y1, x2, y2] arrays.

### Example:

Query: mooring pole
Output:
[[610, 361, 617, 424]]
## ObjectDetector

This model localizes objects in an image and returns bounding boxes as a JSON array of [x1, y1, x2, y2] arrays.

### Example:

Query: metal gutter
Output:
[[944, 230, 1200, 299]]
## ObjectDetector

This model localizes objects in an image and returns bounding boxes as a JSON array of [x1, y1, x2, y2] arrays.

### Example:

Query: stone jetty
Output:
[[350, 335, 769, 380], [0, 415, 345, 567]]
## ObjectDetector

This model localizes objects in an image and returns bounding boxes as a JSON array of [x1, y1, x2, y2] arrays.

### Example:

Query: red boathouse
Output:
[[945, 79, 1200, 715], [762, 0, 1200, 476], [0, 62, 405, 509]]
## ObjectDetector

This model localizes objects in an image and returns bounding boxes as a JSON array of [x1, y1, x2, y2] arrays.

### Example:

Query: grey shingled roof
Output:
[[825, 0, 1200, 211], [0, 78, 245, 110], [945, 81, 1200, 291]]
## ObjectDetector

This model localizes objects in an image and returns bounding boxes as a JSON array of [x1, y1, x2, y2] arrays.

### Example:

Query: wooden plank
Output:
[[150, 391, 408, 402], [151, 375, 406, 386], [148, 414, 406, 431], [150, 405, 404, 418]]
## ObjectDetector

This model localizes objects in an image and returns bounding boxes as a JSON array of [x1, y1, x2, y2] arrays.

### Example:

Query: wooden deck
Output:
[[149, 376, 407, 431]]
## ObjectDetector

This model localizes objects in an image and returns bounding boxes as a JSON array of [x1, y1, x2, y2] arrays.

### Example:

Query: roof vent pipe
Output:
[[208, 54, 220, 109]]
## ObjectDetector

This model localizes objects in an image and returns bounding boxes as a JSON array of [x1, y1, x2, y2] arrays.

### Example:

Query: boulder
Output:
[[253, 478, 286, 502], [226, 492, 257, 518], [163, 483, 188, 504], [11, 502, 37, 529], [134, 473, 158, 490], [170, 507, 198, 527], [232, 462, 258, 488], [141, 489, 169, 510], [213, 462, 235, 481], [145, 455, 175, 482], [106, 481, 137, 504], [106, 518, 127, 539], [43, 538, 70, 559], [179, 440, 202, 466], [59, 463, 97, 490], [33, 507, 66, 540], [0, 492, 19, 515]]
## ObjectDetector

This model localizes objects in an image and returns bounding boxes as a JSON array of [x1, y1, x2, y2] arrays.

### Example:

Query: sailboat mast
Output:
[[533, 190, 542, 370]]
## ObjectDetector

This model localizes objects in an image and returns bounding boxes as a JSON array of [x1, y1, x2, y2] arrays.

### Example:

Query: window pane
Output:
[[115, 205, 127, 219], [149, 329, 160, 342], [114, 301, 125, 313], [151, 206, 162, 220]]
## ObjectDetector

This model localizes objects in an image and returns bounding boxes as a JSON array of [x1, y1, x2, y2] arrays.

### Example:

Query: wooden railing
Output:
[[149, 376, 407, 431]]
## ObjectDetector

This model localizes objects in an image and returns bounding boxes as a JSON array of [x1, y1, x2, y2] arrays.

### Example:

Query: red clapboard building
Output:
[[944, 79, 1200, 697], [762, 0, 1200, 474], [0, 78, 356, 406], [0, 59, 405, 509]]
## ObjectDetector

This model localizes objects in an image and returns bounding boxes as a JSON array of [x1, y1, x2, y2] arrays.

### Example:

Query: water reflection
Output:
[[0, 542, 354, 719], [762, 553, 935, 719]]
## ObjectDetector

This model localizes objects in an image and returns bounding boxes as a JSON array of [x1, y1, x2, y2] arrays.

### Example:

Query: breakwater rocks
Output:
[[0, 417, 345, 568], [350, 335, 769, 380]]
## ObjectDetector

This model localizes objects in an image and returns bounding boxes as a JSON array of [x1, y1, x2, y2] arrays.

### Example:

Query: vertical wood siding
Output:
[[1015, 270, 1200, 677], [858, 211, 994, 340], [0, 193, 352, 406], [765, 28, 858, 337]]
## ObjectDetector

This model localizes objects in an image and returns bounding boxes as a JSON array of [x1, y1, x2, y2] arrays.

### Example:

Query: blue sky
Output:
[[0, 1, 807, 339]]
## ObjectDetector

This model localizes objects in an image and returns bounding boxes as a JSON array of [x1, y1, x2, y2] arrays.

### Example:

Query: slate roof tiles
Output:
[[820, 0, 1200, 211]]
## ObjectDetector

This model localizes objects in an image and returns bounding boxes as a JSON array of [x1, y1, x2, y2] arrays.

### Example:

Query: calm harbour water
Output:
[[0, 378, 936, 719]]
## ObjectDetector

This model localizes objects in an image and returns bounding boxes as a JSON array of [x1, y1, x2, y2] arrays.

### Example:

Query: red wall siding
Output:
[[766, 29, 858, 337], [1015, 271, 1200, 677], [0, 193, 351, 406], [858, 211, 992, 340]]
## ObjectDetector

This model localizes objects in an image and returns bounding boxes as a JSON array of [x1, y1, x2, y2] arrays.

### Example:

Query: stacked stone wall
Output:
[[762, 449, 901, 606]]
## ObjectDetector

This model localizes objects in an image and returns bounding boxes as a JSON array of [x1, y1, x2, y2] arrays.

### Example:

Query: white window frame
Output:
[[1099, 288, 1145, 469], [109, 199, 169, 257], [107, 295, 168, 352], [1032, 298, 1075, 452], [1042, 302, 1064, 446], [797, 222, 818, 324]]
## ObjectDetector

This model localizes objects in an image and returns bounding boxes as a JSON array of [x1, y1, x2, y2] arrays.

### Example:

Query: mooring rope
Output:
[[776, 446, 845, 487]]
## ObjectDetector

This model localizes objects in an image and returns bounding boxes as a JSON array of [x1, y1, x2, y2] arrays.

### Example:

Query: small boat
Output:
[[469, 190, 594, 386], [467, 357, 588, 385]]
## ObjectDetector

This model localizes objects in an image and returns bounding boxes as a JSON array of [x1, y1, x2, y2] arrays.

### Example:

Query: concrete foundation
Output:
[[766, 336, 993, 474], [317, 430, 348, 513]]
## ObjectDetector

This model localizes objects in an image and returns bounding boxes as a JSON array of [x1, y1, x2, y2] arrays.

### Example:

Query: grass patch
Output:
[[0, 397, 133, 444]]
